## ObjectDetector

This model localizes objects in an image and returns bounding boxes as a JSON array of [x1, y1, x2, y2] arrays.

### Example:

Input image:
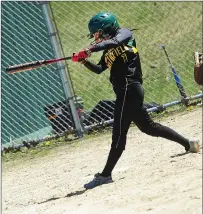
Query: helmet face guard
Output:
[[90, 31, 103, 44], [88, 12, 119, 42]]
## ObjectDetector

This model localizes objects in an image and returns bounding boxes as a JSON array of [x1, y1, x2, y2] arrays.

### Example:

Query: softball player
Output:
[[72, 12, 200, 189]]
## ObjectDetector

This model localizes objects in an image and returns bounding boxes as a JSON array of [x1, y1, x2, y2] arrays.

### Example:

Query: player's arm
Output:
[[82, 55, 107, 74], [71, 28, 133, 64], [89, 28, 133, 52]]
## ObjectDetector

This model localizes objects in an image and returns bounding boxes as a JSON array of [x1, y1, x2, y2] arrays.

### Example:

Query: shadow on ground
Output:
[[37, 189, 87, 204]]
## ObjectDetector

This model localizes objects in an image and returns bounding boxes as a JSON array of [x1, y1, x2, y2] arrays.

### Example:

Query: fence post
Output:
[[41, 2, 83, 138]]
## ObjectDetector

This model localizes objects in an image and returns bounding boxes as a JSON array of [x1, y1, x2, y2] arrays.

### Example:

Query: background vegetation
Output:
[[51, 2, 202, 110]]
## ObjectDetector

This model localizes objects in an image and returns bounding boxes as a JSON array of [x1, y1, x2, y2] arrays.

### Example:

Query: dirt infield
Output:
[[2, 107, 202, 214]]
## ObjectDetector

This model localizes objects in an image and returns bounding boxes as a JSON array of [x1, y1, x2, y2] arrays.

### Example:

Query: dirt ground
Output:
[[2, 107, 202, 214]]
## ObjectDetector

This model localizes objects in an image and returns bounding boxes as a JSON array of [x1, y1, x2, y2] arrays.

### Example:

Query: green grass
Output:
[[50, 2, 202, 110]]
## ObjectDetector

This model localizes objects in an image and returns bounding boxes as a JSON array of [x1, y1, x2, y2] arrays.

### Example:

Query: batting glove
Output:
[[72, 49, 91, 62]]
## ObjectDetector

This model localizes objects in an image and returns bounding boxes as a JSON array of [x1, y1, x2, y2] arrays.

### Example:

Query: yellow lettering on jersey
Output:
[[120, 45, 126, 53], [121, 53, 128, 63], [105, 53, 114, 70], [115, 47, 121, 56], [104, 44, 137, 70], [109, 52, 116, 61], [113, 48, 118, 57]]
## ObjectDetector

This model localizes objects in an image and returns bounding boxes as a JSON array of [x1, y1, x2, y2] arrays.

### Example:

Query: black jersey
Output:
[[84, 28, 143, 92]]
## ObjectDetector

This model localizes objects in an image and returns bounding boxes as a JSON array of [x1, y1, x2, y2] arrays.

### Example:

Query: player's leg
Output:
[[84, 87, 132, 189], [131, 83, 200, 152], [100, 93, 132, 177]]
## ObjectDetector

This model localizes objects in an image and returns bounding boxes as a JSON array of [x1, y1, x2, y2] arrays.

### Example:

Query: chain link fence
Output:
[[1, 2, 79, 148], [50, 1, 202, 126], [1, 2, 202, 148]]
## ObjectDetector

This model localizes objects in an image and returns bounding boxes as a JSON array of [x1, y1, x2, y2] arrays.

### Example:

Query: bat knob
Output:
[[161, 44, 166, 48]]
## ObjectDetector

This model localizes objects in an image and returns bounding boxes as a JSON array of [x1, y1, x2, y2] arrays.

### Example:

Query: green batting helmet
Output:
[[88, 12, 119, 38]]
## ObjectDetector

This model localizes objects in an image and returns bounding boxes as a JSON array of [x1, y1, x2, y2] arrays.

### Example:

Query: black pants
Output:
[[101, 82, 190, 177]]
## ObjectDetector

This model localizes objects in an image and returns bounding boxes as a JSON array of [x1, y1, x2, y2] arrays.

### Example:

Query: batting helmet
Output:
[[88, 12, 119, 39]]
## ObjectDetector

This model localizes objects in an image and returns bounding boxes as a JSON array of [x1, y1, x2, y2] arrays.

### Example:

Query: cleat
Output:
[[186, 139, 200, 153], [84, 173, 113, 189]]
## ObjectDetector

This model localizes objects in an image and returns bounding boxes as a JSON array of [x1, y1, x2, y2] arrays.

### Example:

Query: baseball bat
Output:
[[161, 45, 188, 105], [6, 56, 72, 74]]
